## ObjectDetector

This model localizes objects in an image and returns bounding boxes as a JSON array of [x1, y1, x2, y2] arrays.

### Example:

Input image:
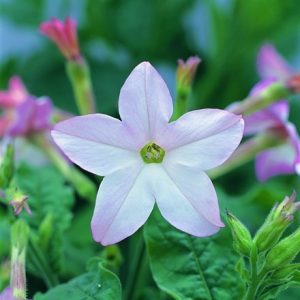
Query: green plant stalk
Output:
[[123, 231, 145, 300], [171, 86, 191, 121], [66, 59, 96, 115], [29, 133, 97, 201], [208, 133, 283, 180]]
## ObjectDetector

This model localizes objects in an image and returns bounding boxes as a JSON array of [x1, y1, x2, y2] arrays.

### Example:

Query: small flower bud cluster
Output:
[[228, 193, 300, 299]]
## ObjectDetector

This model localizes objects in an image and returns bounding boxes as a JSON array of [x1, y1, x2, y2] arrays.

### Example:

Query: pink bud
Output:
[[40, 17, 80, 61], [176, 56, 201, 88]]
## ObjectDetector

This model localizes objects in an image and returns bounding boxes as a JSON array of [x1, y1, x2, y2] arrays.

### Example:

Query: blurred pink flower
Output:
[[0, 287, 14, 300], [40, 17, 80, 61], [245, 44, 300, 181], [52, 62, 244, 245], [0, 77, 53, 137]]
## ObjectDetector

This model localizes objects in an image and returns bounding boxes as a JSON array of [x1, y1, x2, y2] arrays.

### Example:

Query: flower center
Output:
[[140, 142, 165, 164]]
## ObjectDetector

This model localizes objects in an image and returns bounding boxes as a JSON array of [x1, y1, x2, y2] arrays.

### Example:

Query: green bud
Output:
[[0, 142, 15, 189], [101, 245, 123, 272], [254, 192, 298, 252], [226, 211, 252, 256], [272, 263, 300, 280], [265, 228, 300, 271]]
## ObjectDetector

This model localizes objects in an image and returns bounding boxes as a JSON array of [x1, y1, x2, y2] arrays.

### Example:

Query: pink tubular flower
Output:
[[244, 44, 300, 181], [52, 62, 244, 245], [0, 77, 53, 137], [40, 17, 80, 61]]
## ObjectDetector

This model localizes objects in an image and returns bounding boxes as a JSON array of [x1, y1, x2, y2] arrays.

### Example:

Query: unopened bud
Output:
[[254, 192, 299, 252], [272, 263, 300, 280], [226, 211, 252, 256], [40, 17, 80, 62], [265, 228, 300, 271], [176, 56, 201, 89]]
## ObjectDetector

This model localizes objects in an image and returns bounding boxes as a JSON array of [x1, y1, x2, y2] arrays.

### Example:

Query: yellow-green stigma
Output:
[[140, 142, 165, 164]]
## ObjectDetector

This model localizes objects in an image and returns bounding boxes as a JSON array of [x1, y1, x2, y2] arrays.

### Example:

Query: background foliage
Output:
[[1, 0, 300, 299]]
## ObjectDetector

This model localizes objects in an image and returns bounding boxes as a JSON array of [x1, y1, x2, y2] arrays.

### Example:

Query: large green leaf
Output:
[[144, 208, 244, 300], [33, 264, 122, 300]]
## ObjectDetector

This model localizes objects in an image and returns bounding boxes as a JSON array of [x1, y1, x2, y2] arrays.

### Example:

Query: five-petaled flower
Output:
[[0, 77, 52, 137], [244, 44, 300, 181], [40, 17, 80, 61], [52, 62, 244, 245]]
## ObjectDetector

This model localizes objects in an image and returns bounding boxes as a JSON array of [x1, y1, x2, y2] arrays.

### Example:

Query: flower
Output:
[[40, 17, 80, 61], [52, 62, 244, 245], [0, 77, 53, 137], [244, 45, 300, 181], [0, 287, 14, 300]]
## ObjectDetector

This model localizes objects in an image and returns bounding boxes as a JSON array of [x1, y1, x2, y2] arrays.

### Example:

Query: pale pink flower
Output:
[[244, 45, 300, 181], [52, 62, 244, 245]]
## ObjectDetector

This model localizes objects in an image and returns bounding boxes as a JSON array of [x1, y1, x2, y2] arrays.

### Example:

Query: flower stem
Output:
[[66, 59, 96, 115], [228, 82, 289, 116], [207, 133, 282, 180], [123, 231, 148, 300], [29, 133, 97, 201]]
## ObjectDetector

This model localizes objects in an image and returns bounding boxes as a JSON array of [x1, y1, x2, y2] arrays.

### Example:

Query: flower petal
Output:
[[255, 145, 295, 181], [91, 163, 155, 245], [243, 102, 288, 135], [255, 122, 300, 181], [160, 109, 244, 170], [52, 114, 140, 176], [31, 97, 53, 131], [118, 62, 173, 147], [143, 164, 222, 237], [257, 44, 293, 80]]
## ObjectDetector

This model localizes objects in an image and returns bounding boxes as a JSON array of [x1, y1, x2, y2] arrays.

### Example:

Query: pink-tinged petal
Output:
[[160, 109, 244, 170], [0, 287, 14, 300], [257, 44, 293, 80], [31, 97, 53, 130], [0, 115, 12, 136], [255, 122, 300, 181], [243, 104, 286, 136], [7, 98, 36, 136], [118, 62, 173, 147], [91, 163, 155, 245], [52, 114, 140, 176], [64, 17, 79, 58], [0, 76, 28, 108], [152, 164, 222, 237], [255, 144, 295, 181]]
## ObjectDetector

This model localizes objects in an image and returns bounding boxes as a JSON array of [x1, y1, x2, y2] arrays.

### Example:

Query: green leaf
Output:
[[144, 208, 244, 300], [33, 264, 122, 300]]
